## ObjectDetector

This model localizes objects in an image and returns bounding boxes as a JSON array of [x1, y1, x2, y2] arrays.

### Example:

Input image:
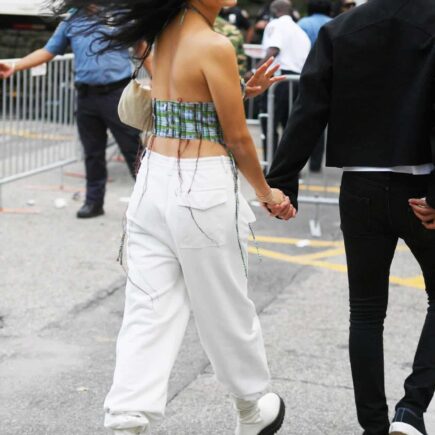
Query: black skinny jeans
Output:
[[340, 172, 435, 435]]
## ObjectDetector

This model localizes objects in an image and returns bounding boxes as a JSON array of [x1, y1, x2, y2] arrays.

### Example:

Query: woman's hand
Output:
[[257, 188, 297, 221], [245, 57, 287, 99]]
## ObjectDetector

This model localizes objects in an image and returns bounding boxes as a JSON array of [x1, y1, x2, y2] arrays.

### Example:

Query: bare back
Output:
[[150, 10, 236, 158]]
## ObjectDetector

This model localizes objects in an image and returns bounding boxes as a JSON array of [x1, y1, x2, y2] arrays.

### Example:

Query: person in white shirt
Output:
[[257, 0, 311, 157]]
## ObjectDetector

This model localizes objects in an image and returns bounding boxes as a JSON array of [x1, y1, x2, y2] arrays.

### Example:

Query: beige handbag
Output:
[[118, 69, 153, 131]]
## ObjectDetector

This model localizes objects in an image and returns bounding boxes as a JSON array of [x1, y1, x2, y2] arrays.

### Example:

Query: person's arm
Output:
[[0, 49, 55, 79], [408, 101, 435, 229], [202, 34, 293, 213], [0, 21, 71, 80], [426, 103, 435, 209], [266, 25, 333, 211], [245, 26, 255, 43]]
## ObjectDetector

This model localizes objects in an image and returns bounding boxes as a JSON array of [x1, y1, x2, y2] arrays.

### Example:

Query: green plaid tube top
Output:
[[152, 99, 225, 145]]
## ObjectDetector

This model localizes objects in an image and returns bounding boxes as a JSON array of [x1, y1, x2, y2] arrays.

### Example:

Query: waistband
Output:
[[342, 171, 430, 188], [146, 150, 233, 171], [75, 77, 130, 94]]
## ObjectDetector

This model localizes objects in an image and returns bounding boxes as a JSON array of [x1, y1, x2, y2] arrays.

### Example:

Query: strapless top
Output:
[[152, 99, 225, 145]]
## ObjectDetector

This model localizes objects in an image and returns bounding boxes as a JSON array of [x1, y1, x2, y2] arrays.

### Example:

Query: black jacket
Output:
[[266, 0, 435, 208]]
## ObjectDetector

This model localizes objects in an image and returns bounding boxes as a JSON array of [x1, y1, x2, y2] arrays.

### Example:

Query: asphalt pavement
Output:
[[1, 133, 434, 434]]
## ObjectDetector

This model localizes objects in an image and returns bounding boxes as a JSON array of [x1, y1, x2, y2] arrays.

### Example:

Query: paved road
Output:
[[1, 150, 433, 434]]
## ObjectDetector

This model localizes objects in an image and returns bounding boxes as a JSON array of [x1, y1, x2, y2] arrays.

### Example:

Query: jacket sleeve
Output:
[[427, 103, 435, 208], [266, 25, 333, 210]]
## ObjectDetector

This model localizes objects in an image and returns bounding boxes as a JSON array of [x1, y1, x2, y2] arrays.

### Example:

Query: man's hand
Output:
[[0, 63, 15, 80], [245, 57, 286, 99], [409, 198, 435, 230]]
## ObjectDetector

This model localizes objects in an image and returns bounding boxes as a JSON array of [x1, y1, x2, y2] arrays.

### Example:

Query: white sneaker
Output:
[[389, 422, 424, 435], [389, 407, 426, 435], [235, 393, 285, 435]]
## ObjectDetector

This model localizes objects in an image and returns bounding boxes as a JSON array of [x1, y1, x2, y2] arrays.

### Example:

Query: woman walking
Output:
[[54, 1, 295, 434]]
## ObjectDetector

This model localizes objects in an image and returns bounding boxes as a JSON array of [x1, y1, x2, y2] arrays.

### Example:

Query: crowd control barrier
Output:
[[0, 54, 78, 207]]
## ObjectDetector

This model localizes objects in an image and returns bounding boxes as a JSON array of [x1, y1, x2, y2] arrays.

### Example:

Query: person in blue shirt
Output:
[[0, 6, 152, 218], [298, 0, 332, 46], [298, 0, 332, 172]]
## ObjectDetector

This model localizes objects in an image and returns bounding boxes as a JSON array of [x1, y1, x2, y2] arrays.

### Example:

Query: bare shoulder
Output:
[[197, 30, 236, 61]]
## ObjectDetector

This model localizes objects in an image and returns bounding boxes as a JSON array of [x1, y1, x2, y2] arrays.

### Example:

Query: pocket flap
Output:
[[177, 188, 228, 210]]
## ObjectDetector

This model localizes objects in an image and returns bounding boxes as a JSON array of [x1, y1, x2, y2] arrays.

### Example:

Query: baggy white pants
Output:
[[104, 151, 271, 431]]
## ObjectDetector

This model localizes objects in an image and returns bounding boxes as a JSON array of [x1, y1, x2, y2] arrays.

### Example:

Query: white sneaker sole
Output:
[[389, 422, 424, 435]]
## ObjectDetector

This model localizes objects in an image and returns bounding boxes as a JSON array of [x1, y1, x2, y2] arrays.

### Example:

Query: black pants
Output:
[[340, 172, 435, 435], [76, 85, 142, 205]]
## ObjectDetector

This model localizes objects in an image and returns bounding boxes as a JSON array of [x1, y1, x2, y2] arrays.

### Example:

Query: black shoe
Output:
[[76, 202, 104, 219], [389, 408, 427, 435]]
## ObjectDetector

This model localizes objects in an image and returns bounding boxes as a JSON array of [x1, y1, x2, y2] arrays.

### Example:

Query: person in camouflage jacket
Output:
[[214, 16, 247, 77]]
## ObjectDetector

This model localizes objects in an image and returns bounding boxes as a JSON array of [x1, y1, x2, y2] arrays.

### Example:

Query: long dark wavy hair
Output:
[[51, 0, 188, 58]]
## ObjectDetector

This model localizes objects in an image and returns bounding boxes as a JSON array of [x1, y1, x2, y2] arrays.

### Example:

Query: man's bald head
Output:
[[271, 0, 292, 17]]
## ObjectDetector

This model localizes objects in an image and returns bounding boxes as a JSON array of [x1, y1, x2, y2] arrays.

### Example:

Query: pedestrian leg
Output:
[[396, 220, 435, 415], [340, 173, 398, 435], [104, 160, 191, 431], [76, 92, 108, 205], [166, 161, 270, 400], [344, 233, 397, 435], [102, 87, 142, 178]]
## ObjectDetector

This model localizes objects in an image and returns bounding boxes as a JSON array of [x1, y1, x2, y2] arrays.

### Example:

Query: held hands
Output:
[[409, 198, 435, 230], [245, 57, 287, 99], [0, 63, 15, 80], [256, 188, 297, 221]]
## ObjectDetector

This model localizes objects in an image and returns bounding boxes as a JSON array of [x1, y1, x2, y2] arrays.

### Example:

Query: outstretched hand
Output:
[[245, 57, 287, 99], [0, 63, 15, 80], [409, 198, 435, 230]]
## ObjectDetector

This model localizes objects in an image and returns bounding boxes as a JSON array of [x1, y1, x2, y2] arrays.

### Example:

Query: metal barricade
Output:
[[264, 75, 339, 235], [244, 44, 264, 121], [0, 54, 78, 206]]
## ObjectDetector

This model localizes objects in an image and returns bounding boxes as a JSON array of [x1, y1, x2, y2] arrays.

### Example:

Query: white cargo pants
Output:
[[104, 151, 270, 431]]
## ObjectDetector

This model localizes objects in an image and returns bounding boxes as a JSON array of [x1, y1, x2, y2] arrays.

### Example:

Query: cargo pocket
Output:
[[175, 187, 229, 248]]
